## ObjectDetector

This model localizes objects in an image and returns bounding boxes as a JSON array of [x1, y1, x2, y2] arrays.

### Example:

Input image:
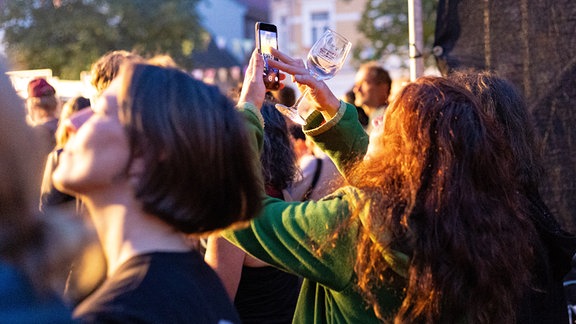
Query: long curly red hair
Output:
[[348, 76, 537, 323]]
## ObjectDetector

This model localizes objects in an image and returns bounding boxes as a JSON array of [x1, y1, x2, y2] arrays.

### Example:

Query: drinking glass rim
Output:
[[324, 29, 351, 44]]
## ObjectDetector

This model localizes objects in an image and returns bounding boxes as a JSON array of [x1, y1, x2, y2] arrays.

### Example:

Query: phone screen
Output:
[[257, 23, 280, 90]]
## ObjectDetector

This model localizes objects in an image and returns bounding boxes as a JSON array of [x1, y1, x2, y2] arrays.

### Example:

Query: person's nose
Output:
[[64, 108, 93, 134]]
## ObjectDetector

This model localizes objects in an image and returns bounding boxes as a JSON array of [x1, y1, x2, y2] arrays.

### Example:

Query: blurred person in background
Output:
[[40, 96, 91, 211], [0, 59, 84, 323], [26, 77, 60, 155], [55, 96, 92, 149], [342, 89, 369, 129], [352, 62, 392, 133], [450, 69, 576, 323], [274, 84, 297, 108], [89, 50, 144, 98], [288, 125, 343, 201], [146, 54, 179, 68]]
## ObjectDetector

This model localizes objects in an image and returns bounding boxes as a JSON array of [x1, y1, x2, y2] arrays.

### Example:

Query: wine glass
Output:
[[275, 29, 352, 125]]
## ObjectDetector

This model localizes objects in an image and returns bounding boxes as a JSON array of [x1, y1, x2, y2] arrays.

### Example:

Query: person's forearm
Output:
[[204, 235, 245, 300], [237, 102, 265, 153], [319, 94, 342, 121], [304, 102, 368, 175]]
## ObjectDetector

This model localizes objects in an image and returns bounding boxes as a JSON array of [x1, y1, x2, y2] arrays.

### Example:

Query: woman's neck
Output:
[[82, 192, 192, 277]]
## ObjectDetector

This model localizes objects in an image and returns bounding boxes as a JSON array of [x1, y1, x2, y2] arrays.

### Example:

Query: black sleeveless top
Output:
[[234, 265, 300, 324], [233, 185, 301, 323]]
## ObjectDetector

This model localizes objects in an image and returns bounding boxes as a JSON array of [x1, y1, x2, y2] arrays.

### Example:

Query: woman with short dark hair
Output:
[[53, 62, 262, 323]]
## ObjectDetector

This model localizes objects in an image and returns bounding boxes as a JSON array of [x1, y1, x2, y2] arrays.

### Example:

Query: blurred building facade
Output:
[[194, 0, 270, 92], [197, 0, 370, 98], [268, 0, 367, 98], [197, 0, 270, 65], [269, 0, 365, 60]]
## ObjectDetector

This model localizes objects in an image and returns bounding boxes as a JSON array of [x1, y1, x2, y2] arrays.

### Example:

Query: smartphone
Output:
[[255, 22, 280, 90]]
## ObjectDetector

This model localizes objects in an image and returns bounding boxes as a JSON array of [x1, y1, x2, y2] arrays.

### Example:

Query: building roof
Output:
[[235, 0, 269, 11], [191, 35, 241, 69]]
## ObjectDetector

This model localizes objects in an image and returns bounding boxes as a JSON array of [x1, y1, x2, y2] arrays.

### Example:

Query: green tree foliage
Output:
[[354, 0, 437, 67], [0, 0, 207, 79], [106, 0, 205, 65]]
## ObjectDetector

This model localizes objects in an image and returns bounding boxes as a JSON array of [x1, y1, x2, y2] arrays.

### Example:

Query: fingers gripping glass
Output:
[[275, 29, 352, 125]]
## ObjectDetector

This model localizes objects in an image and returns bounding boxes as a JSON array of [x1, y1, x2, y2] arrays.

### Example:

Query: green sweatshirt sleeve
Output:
[[236, 101, 264, 153], [228, 102, 359, 290], [223, 191, 358, 291], [230, 102, 407, 323], [303, 101, 369, 174]]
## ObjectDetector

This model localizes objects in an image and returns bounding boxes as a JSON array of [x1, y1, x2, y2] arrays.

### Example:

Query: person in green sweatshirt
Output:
[[225, 49, 539, 323]]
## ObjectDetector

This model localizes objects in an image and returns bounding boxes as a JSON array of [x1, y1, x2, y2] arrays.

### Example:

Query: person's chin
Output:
[[52, 170, 79, 196]]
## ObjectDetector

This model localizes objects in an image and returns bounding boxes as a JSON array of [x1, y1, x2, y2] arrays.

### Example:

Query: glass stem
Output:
[[293, 87, 309, 111]]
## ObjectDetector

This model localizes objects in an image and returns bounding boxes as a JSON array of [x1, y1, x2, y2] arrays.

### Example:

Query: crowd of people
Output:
[[1, 36, 576, 324]]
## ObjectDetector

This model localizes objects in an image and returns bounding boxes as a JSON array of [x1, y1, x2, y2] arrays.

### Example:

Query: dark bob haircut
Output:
[[117, 63, 262, 234]]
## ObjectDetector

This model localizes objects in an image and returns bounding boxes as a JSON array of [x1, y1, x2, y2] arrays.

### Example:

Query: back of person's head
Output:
[[65, 96, 91, 114], [449, 69, 543, 194], [260, 101, 297, 193], [90, 50, 143, 95], [350, 76, 536, 323], [359, 62, 392, 88], [343, 89, 355, 105], [26, 78, 59, 116], [275, 86, 296, 107], [288, 124, 306, 142], [0, 60, 84, 295], [28, 77, 56, 98], [55, 96, 91, 147], [117, 63, 262, 234], [147, 54, 178, 68], [343, 89, 369, 127], [1, 65, 44, 269]]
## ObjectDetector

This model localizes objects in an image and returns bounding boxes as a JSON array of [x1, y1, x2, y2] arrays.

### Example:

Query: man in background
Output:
[[353, 62, 392, 133], [26, 77, 59, 154]]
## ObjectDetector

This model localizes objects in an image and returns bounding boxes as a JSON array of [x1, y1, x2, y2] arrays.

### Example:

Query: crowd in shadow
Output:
[[1, 43, 576, 324]]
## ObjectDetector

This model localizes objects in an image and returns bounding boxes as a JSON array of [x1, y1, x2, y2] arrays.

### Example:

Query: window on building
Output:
[[311, 12, 329, 43]]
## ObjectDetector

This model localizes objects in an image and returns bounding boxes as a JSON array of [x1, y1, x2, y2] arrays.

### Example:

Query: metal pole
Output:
[[408, 0, 424, 81]]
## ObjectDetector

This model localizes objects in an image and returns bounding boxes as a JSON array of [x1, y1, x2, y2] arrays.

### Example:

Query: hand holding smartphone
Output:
[[255, 22, 280, 90]]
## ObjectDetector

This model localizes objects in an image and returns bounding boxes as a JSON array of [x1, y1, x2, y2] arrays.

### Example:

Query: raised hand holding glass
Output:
[[275, 29, 352, 125]]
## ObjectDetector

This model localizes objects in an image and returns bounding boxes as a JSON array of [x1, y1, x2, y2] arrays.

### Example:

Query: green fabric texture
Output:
[[224, 102, 406, 323]]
